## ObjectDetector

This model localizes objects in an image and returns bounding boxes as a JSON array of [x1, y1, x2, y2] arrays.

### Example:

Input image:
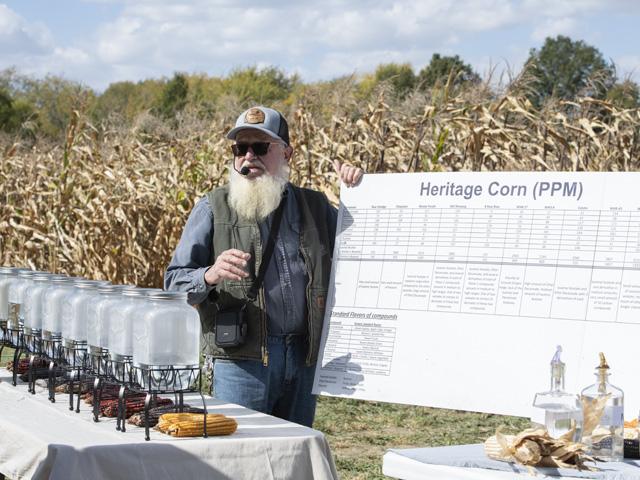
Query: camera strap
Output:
[[246, 190, 288, 303]]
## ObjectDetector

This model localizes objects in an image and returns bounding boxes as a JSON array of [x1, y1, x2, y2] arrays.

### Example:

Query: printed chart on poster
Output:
[[312, 172, 640, 418]]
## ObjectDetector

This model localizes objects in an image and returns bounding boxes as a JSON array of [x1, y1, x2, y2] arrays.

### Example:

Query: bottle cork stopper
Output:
[[598, 352, 609, 370]]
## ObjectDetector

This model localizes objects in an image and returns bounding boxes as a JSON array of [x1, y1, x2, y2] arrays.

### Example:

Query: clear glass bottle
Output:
[[581, 352, 624, 462], [532, 346, 583, 441]]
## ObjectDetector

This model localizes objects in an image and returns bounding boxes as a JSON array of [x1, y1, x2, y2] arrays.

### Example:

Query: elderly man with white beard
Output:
[[165, 106, 363, 427]]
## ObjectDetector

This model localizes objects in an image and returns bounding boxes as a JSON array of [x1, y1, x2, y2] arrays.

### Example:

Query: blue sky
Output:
[[1, 0, 639, 91]]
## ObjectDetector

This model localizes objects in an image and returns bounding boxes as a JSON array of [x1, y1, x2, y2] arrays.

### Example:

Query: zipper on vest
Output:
[[259, 290, 269, 366], [252, 227, 269, 367], [299, 245, 314, 366], [260, 289, 268, 366]]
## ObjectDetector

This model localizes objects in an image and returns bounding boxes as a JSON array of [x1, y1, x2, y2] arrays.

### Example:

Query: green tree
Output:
[[0, 89, 13, 129], [92, 81, 145, 123], [187, 73, 226, 116], [0, 90, 35, 132], [156, 72, 189, 118], [417, 54, 479, 90], [223, 66, 298, 105], [370, 63, 416, 98], [0, 71, 91, 139], [607, 80, 640, 109], [526, 35, 615, 103]]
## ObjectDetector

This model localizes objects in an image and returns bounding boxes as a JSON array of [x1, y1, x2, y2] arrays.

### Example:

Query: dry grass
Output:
[[1, 86, 639, 282]]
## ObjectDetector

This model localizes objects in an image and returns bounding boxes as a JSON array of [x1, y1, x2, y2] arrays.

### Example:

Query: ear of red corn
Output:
[[128, 404, 204, 427]]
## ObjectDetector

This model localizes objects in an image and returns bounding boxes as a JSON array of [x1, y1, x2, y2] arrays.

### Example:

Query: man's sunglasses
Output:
[[231, 142, 283, 157]]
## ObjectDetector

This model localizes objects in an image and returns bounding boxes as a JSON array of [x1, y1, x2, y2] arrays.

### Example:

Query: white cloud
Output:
[[2, 0, 639, 89], [52, 47, 91, 65], [96, 17, 147, 63], [531, 17, 577, 42], [614, 55, 640, 82], [0, 4, 53, 55], [521, 0, 601, 18]]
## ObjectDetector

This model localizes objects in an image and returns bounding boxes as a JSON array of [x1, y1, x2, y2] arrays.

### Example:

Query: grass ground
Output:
[[0, 346, 15, 365], [314, 396, 529, 479], [0, 346, 529, 479]]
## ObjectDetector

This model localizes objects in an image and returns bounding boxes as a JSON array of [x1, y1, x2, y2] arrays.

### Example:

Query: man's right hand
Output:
[[204, 249, 251, 285]]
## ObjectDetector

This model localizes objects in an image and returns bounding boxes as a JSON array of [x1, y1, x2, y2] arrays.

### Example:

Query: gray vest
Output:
[[198, 184, 334, 366]]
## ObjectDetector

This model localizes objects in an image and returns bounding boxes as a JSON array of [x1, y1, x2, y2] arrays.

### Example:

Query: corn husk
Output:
[[581, 394, 610, 438], [485, 426, 596, 470]]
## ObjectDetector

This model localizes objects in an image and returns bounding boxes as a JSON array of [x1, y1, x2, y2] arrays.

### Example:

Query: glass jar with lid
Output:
[[132, 291, 200, 368], [0, 267, 25, 337], [41, 275, 75, 339], [7, 269, 40, 344], [87, 284, 135, 351], [8, 269, 37, 329], [23, 272, 55, 335], [61, 279, 110, 346], [107, 288, 157, 361]]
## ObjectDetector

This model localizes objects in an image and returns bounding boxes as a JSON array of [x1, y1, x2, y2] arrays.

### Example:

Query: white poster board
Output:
[[312, 172, 640, 419]]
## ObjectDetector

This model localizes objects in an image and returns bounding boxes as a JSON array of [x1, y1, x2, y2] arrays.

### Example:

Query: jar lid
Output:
[[148, 290, 188, 301], [50, 275, 75, 284], [97, 284, 136, 294], [0, 266, 27, 275], [73, 279, 110, 289], [122, 287, 159, 298], [33, 272, 56, 281], [17, 270, 38, 278], [37, 273, 65, 283]]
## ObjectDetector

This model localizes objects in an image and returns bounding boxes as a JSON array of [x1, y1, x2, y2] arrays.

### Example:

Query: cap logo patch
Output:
[[245, 108, 265, 124]]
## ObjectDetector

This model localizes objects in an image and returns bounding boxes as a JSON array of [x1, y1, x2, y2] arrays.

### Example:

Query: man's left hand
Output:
[[332, 160, 364, 187]]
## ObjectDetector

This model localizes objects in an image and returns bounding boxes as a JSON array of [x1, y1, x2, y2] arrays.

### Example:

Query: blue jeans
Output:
[[213, 335, 317, 427]]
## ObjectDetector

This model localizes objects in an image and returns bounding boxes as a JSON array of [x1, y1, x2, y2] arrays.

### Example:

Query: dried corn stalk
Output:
[[3, 91, 638, 285]]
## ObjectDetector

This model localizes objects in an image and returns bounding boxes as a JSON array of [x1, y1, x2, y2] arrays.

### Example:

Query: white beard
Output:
[[228, 162, 289, 222]]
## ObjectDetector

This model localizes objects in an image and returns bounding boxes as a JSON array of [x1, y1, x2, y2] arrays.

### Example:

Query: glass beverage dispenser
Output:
[[132, 291, 200, 388]]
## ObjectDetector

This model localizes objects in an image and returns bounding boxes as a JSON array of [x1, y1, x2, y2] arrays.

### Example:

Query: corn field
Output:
[[1, 85, 639, 285]]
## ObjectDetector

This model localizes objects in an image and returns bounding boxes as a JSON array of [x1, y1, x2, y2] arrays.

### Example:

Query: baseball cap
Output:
[[226, 106, 290, 145]]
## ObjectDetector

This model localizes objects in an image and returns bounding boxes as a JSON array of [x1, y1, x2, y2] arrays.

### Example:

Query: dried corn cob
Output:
[[83, 384, 126, 404], [100, 394, 170, 417], [168, 417, 237, 437], [7, 358, 48, 374], [157, 412, 237, 437], [158, 412, 219, 424], [128, 405, 203, 427], [156, 412, 222, 432], [156, 412, 223, 433], [55, 381, 92, 394], [19, 367, 61, 382]]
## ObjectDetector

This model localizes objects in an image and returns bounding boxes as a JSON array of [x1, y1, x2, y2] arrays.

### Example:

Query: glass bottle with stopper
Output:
[[580, 352, 624, 462], [532, 346, 583, 441]]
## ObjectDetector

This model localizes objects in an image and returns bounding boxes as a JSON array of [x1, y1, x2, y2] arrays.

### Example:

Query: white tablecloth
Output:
[[0, 368, 338, 480], [382, 445, 640, 480]]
